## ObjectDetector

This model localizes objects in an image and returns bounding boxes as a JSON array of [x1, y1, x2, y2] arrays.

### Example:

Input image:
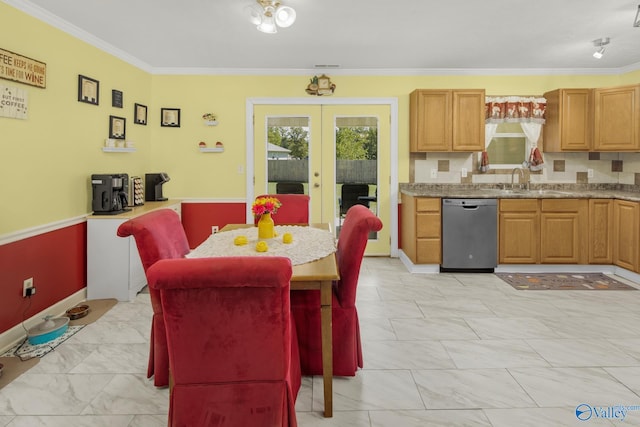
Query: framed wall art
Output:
[[134, 103, 147, 125], [111, 89, 123, 108], [78, 75, 99, 105], [109, 115, 126, 139], [161, 108, 180, 127]]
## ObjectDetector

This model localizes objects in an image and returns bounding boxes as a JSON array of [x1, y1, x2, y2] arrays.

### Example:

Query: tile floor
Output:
[[2, 257, 640, 426]]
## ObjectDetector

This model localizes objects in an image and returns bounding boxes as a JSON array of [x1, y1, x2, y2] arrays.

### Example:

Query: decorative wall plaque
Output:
[[0, 48, 46, 89]]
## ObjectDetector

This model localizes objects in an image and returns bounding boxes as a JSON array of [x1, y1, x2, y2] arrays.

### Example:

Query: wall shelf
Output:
[[102, 147, 136, 153], [204, 120, 218, 126], [199, 147, 224, 153]]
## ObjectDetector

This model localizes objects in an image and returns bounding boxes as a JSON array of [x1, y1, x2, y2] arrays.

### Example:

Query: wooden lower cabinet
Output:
[[540, 199, 588, 264], [500, 198, 589, 264], [613, 199, 639, 271], [499, 199, 539, 264], [589, 199, 613, 264], [401, 194, 441, 264]]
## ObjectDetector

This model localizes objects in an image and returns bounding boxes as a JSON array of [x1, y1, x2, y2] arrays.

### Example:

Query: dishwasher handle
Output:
[[462, 205, 479, 210]]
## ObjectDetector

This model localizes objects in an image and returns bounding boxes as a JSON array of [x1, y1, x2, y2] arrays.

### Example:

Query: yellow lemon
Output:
[[283, 233, 293, 244], [256, 241, 269, 252], [233, 235, 248, 246]]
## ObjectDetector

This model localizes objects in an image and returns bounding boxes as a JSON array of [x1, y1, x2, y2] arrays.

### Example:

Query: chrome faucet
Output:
[[511, 168, 526, 190]]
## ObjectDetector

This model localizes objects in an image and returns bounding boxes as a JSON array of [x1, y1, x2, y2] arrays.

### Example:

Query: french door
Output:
[[252, 103, 391, 255]]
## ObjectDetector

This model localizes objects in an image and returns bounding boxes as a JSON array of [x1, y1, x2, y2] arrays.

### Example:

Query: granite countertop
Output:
[[399, 183, 640, 202]]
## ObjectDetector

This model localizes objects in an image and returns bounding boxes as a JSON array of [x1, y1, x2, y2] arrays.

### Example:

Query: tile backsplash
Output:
[[411, 152, 640, 186]]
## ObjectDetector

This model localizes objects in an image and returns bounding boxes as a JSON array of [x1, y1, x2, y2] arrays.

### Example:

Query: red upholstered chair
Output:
[[147, 256, 301, 427], [290, 204, 383, 376], [116, 209, 190, 387], [256, 194, 310, 225]]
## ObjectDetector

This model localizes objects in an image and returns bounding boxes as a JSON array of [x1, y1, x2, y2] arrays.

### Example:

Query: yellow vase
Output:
[[257, 212, 275, 239]]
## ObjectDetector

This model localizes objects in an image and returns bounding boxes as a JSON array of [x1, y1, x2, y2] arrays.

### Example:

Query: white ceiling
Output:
[[8, 0, 640, 74]]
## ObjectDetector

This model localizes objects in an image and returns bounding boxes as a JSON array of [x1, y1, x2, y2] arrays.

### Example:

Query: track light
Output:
[[634, 4, 640, 27], [592, 37, 610, 59], [247, 0, 296, 34]]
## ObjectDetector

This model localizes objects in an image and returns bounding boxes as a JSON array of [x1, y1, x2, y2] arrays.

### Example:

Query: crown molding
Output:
[[151, 66, 640, 76]]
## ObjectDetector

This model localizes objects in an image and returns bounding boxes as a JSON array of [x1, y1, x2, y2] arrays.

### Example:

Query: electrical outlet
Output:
[[461, 168, 468, 178], [430, 169, 438, 179], [211, 225, 219, 234], [587, 168, 594, 178], [23, 277, 34, 297]]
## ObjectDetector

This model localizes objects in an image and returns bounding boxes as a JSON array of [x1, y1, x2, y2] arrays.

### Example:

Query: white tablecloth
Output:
[[186, 225, 336, 266]]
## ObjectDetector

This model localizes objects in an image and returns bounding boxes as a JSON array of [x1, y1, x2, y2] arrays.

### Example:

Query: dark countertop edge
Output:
[[399, 184, 640, 202]]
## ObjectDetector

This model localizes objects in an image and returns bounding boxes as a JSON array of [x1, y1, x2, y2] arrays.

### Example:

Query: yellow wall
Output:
[[0, 3, 151, 234], [2, 2, 639, 235]]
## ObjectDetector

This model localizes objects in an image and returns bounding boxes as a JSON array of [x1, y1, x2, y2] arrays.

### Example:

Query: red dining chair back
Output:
[[147, 256, 300, 427], [116, 208, 190, 387], [290, 204, 383, 376], [256, 194, 310, 225]]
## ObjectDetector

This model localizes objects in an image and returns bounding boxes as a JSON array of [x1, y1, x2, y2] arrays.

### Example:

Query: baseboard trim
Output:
[[0, 289, 87, 354]]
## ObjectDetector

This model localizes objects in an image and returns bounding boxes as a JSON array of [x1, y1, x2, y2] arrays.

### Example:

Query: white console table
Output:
[[87, 200, 181, 301]]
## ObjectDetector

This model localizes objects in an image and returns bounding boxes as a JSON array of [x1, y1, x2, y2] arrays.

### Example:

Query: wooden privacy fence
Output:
[[268, 159, 377, 184]]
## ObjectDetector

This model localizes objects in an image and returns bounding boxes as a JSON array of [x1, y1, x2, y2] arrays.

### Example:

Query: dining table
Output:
[[187, 223, 339, 418]]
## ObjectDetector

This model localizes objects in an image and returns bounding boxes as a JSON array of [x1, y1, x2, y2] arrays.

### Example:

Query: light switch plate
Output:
[[461, 168, 468, 177], [430, 169, 438, 179], [587, 169, 594, 178]]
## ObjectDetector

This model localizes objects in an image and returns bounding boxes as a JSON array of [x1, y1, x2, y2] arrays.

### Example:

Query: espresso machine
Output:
[[91, 174, 131, 214], [145, 172, 170, 201]]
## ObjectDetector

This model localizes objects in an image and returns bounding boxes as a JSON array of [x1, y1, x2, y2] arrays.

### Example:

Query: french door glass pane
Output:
[[335, 116, 378, 239], [266, 117, 310, 195]]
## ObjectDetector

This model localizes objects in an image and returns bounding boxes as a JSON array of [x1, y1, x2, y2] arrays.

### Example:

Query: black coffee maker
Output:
[[145, 172, 170, 201], [91, 174, 131, 214]]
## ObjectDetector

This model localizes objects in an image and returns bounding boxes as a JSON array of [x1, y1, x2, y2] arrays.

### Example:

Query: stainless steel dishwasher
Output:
[[441, 198, 498, 272]]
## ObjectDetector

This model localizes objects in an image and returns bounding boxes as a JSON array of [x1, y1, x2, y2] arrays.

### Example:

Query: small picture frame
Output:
[[109, 115, 126, 139], [318, 76, 331, 90], [161, 108, 180, 127], [134, 103, 147, 125], [111, 89, 123, 108], [78, 75, 99, 105]]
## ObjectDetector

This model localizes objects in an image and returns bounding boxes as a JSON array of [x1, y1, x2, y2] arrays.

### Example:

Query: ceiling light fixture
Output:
[[634, 4, 640, 27], [248, 0, 296, 34], [592, 37, 610, 59]]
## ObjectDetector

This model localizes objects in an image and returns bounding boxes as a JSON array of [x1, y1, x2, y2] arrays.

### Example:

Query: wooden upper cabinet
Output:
[[543, 89, 593, 152], [410, 89, 484, 152], [594, 84, 640, 151]]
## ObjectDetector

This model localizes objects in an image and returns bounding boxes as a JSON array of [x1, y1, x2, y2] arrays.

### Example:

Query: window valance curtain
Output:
[[485, 97, 546, 124], [483, 96, 547, 170]]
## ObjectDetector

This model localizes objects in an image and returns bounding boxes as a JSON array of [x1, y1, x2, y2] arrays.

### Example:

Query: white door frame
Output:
[[246, 97, 399, 257]]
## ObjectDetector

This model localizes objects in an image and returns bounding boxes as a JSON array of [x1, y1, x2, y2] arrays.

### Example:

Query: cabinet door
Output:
[[613, 199, 639, 271], [589, 199, 613, 264], [499, 199, 539, 264], [545, 89, 593, 152], [594, 85, 640, 151], [452, 90, 485, 152], [499, 212, 539, 264], [540, 199, 587, 264], [410, 90, 452, 151]]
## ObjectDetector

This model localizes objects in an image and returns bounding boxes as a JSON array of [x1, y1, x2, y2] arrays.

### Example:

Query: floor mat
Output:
[[0, 325, 85, 360], [496, 273, 638, 290]]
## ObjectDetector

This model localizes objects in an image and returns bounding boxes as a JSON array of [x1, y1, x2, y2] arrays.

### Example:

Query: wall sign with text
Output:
[[0, 48, 46, 89], [0, 84, 28, 119]]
